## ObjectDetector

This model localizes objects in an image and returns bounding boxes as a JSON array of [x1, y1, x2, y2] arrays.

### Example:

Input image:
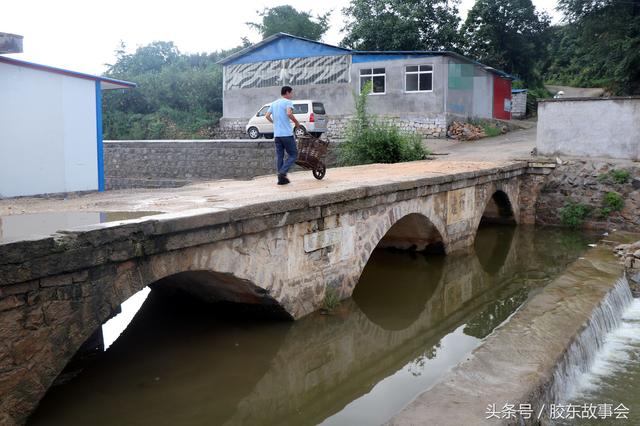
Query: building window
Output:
[[360, 68, 386, 94], [405, 65, 433, 92]]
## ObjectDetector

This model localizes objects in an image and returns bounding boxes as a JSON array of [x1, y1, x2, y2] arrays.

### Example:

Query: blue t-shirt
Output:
[[268, 98, 294, 137]]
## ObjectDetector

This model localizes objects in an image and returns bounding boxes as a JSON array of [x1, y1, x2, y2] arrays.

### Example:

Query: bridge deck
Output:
[[1, 160, 521, 219]]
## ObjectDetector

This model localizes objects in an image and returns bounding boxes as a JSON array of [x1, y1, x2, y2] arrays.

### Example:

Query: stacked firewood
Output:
[[447, 122, 486, 141]]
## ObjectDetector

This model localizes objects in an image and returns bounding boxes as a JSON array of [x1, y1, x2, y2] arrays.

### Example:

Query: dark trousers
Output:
[[274, 136, 298, 176]]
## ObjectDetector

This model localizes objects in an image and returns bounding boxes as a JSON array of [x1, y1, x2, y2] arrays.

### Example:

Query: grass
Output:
[[597, 169, 631, 185], [482, 125, 503, 138], [322, 287, 341, 314]]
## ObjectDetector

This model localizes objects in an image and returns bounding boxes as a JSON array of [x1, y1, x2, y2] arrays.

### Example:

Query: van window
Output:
[[256, 106, 269, 117], [292, 104, 309, 114], [312, 103, 326, 114]]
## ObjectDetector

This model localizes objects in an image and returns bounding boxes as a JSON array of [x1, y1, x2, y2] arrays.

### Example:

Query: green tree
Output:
[[247, 5, 331, 40], [461, 0, 550, 85], [341, 0, 462, 51], [553, 0, 640, 94], [102, 42, 244, 139]]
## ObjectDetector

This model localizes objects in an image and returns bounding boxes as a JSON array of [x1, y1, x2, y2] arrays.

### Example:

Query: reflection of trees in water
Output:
[[463, 286, 529, 339], [407, 342, 442, 377]]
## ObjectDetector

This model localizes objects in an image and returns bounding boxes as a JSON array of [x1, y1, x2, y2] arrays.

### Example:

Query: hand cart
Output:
[[295, 131, 330, 180]]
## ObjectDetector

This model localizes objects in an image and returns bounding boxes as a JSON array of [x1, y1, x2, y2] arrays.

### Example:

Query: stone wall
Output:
[[210, 118, 247, 139], [535, 159, 640, 231], [327, 114, 448, 140], [537, 97, 640, 160], [104, 140, 341, 190], [614, 241, 640, 296], [212, 114, 448, 142]]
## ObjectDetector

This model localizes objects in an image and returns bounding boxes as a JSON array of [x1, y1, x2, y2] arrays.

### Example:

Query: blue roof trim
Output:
[[0, 56, 136, 89], [217, 33, 515, 79], [512, 88, 528, 93], [218, 33, 350, 65], [352, 53, 438, 63]]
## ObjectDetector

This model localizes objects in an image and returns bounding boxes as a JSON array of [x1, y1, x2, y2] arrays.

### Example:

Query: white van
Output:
[[245, 100, 328, 139]]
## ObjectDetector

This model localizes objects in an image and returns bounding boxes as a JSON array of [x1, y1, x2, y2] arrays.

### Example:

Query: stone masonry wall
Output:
[[326, 115, 448, 140], [213, 114, 449, 141], [212, 118, 247, 139], [104, 140, 341, 190], [535, 159, 640, 231]]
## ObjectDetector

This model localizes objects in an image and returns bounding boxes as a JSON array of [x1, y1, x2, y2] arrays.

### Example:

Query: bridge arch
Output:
[[480, 190, 517, 226], [471, 186, 518, 276], [351, 211, 447, 330]]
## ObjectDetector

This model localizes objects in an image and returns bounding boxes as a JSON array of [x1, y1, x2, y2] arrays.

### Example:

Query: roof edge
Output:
[[0, 56, 136, 89], [217, 32, 351, 65]]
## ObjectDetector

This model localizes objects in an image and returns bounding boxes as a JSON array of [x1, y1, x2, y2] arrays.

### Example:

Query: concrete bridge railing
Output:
[[0, 161, 553, 424]]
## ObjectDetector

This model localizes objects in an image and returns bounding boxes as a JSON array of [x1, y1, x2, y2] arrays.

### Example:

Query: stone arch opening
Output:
[[31, 283, 291, 425], [480, 190, 516, 226], [47, 269, 289, 391], [474, 225, 515, 275], [475, 190, 516, 275], [353, 213, 446, 331], [376, 213, 446, 254], [151, 270, 291, 319]]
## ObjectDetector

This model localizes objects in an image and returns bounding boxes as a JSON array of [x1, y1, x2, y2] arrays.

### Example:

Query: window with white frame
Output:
[[360, 68, 386, 94], [405, 65, 433, 92]]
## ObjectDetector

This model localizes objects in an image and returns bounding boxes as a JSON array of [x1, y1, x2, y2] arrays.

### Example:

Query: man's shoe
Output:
[[277, 174, 290, 185]]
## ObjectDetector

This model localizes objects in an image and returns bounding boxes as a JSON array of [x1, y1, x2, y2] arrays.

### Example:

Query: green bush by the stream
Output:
[[560, 201, 591, 228]]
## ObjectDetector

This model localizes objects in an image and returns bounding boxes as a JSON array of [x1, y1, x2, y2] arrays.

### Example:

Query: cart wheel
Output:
[[313, 163, 326, 180]]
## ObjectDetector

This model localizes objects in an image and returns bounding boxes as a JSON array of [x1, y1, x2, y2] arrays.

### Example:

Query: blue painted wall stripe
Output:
[[95, 81, 105, 191]]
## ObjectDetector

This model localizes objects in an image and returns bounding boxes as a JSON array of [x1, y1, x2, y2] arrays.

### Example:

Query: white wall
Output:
[[0, 62, 98, 197], [537, 98, 640, 161]]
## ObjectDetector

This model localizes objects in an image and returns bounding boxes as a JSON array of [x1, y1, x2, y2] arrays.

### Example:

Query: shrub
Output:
[[340, 82, 428, 166], [482, 124, 503, 137], [604, 191, 624, 211], [597, 169, 631, 185], [560, 201, 591, 228]]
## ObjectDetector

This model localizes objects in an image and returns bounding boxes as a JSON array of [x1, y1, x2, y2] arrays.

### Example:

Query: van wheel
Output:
[[264, 133, 274, 139], [294, 126, 307, 138], [247, 127, 260, 139]]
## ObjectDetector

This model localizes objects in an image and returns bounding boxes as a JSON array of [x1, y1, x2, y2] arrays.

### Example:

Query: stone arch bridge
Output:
[[0, 161, 552, 424]]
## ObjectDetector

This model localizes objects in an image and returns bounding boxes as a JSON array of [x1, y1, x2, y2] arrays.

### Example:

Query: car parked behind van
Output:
[[246, 100, 327, 139]]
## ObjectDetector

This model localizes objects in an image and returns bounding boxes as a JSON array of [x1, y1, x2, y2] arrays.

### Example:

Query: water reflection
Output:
[[29, 225, 597, 426], [0, 211, 161, 243]]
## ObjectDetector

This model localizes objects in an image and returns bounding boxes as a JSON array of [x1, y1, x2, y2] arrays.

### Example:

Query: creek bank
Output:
[[614, 240, 640, 296], [535, 159, 640, 231]]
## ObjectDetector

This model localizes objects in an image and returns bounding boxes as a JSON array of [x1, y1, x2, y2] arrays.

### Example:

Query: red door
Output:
[[493, 76, 512, 120]]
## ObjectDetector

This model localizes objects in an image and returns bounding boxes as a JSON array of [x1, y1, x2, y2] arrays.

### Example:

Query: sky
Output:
[[2, 0, 561, 75]]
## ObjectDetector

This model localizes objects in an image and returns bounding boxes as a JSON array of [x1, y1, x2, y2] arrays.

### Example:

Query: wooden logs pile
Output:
[[447, 121, 486, 141]]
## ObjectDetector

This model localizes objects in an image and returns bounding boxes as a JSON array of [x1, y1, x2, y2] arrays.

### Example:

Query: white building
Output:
[[0, 56, 135, 198]]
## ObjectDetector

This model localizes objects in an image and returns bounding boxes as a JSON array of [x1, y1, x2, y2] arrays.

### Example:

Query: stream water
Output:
[[29, 225, 599, 426]]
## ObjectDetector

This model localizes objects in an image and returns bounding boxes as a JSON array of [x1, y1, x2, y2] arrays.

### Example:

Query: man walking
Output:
[[265, 86, 300, 185]]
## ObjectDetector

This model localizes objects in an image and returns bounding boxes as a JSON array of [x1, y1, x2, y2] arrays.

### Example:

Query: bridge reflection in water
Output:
[[29, 225, 596, 426]]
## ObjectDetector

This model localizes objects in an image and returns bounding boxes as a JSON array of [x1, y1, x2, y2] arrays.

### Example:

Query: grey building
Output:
[[218, 33, 513, 137]]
